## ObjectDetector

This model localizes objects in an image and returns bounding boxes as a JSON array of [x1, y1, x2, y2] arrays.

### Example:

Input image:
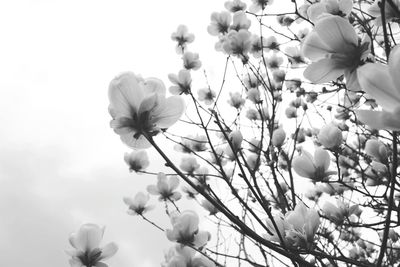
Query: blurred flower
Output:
[[318, 123, 342, 149], [307, 0, 353, 23], [162, 245, 215, 267], [369, 0, 400, 26], [228, 92, 246, 109], [272, 69, 286, 83], [272, 128, 286, 147], [201, 200, 219, 215], [67, 224, 118, 267], [264, 35, 279, 51], [229, 130, 243, 152], [147, 172, 182, 201], [207, 11, 232, 36], [266, 53, 283, 69], [124, 150, 149, 172], [285, 46, 305, 67], [166, 210, 211, 248], [171, 25, 195, 54], [250, 35, 267, 58], [182, 52, 202, 70], [230, 11, 251, 31], [285, 106, 297, 119], [123, 192, 153, 215], [356, 45, 400, 130], [277, 15, 294, 26], [293, 147, 335, 181], [169, 69, 192, 95], [224, 0, 247, 12], [302, 15, 369, 90], [249, 0, 274, 13], [364, 139, 388, 163], [322, 199, 361, 224], [175, 134, 208, 153], [246, 88, 261, 103], [180, 156, 200, 174], [109, 72, 185, 149], [197, 88, 216, 105], [246, 153, 260, 171], [222, 29, 252, 60]]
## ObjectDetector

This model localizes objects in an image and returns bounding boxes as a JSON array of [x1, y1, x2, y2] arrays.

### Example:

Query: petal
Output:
[[108, 72, 143, 117], [307, 3, 327, 22], [69, 258, 84, 267], [99, 242, 118, 260], [389, 45, 400, 96], [339, 0, 353, 15], [314, 147, 330, 171], [314, 16, 358, 53], [168, 176, 180, 190], [344, 69, 361, 91], [146, 185, 159, 195], [292, 151, 316, 178], [193, 230, 211, 248], [152, 96, 186, 129], [143, 77, 166, 96], [355, 110, 400, 130], [76, 224, 104, 251], [94, 262, 108, 267], [304, 59, 344, 83], [357, 63, 399, 111], [110, 118, 136, 135], [120, 133, 151, 149], [302, 32, 333, 61]]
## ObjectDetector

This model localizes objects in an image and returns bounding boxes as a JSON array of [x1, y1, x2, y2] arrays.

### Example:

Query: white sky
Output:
[[0, 0, 225, 266]]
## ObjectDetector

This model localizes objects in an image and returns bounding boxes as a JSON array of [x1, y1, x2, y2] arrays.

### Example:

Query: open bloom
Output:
[[123, 150, 149, 172], [356, 45, 400, 130], [147, 172, 182, 201], [67, 224, 118, 267], [109, 72, 185, 149], [307, 0, 353, 23], [123, 192, 153, 216], [293, 147, 336, 181], [302, 15, 369, 90], [162, 245, 215, 267], [322, 199, 361, 224], [166, 210, 211, 248], [168, 69, 192, 95], [207, 11, 231, 36], [265, 202, 320, 249], [171, 25, 195, 54], [182, 52, 202, 70], [224, 0, 247, 12], [249, 0, 274, 13]]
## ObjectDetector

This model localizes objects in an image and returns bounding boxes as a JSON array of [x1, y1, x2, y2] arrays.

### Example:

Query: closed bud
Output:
[[318, 124, 342, 149], [272, 128, 286, 147]]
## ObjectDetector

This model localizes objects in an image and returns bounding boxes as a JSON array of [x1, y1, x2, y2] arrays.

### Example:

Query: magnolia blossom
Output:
[[147, 172, 182, 201], [123, 150, 149, 172], [67, 224, 118, 267], [123, 192, 153, 215], [201, 200, 219, 215], [228, 92, 246, 109], [266, 53, 283, 69], [224, 0, 247, 12], [207, 11, 232, 36], [265, 202, 320, 249], [285, 46, 305, 67], [175, 134, 208, 153], [182, 52, 202, 70], [109, 72, 185, 149], [249, 0, 273, 13], [179, 156, 200, 174], [272, 128, 286, 147], [171, 25, 195, 54], [230, 11, 251, 31], [364, 139, 388, 163], [197, 88, 216, 105], [222, 29, 252, 60], [169, 69, 192, 95], [162, 245, 215, 267], [356, 45, 400, 130], [307, 0, 353, 23], [302, 15, 369, 91], [322, 199, 361, 224], [292, 147, 336, 181], [166, 210, 211, 248], [318, 123, 342, 149]]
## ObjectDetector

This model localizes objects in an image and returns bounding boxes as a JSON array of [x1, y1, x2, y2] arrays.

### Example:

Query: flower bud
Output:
[[318, 124, 342, 149], [272, 128, 286, 147]]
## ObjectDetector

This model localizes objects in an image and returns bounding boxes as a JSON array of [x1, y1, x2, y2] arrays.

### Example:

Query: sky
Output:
[[0, 0, 225, 266]]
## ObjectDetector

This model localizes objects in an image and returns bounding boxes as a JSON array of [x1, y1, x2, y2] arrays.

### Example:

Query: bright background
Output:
[[0, 0, 225, 266]]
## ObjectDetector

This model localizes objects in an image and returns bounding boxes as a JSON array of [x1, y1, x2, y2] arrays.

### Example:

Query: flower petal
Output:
[[292, 151, 316, 178], [153, 96, 186, 128], [99, 242, 118, 260], [304, 58, 344, 83], [357, 63, 399, 111], [193, 230, 211, 248], [307, 3, 326, 22], [75, 224, 104, 251], [302, 32, 333, 61], [339, 0, 353, 15], [314, 16, 358, 53], [143, 77, 166, 96], [314, 147, 330, 172], [389, 45, 400, 96], [355, 110, 400, 130]]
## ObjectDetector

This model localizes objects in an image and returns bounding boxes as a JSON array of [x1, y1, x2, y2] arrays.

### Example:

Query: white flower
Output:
[[169, 69, 192, 95], [182, 52, 202, 70], [228, 92, 246, 109], [109, 72, 185, 149], [179, 156, 200, 174], [322, 199, 361, 224], [249, 0, 273, 13], [123, 192, 153, 215], [229, 130, 243, 152], [286, 46, 305, 67], [302, 15, 369, 91], [207, 11, 232, 36], [272, 128, 286, 147], [292, 147, 335, 181], [318, 123, 342, 149], [230, 11, 251, 31], [162, 245, 216, 267], [224, 0, 247, 12], [67, 224, 118, 267], [123, 150, 149, 172], [147, 172, 182, 201], [171, 25, 195, 54], [222, 29, 252, 60], [364, 139, 388, 163], [166, 210, 211, 248], [197, 88, 216, 105], [266, 53, 283, 69], [356, 45, 400, 130], [307, 0, 353, 23]]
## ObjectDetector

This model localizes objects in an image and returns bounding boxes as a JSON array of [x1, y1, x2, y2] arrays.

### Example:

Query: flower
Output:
[[356, 45, 400, 130], [292, 147, 335, 181], [301, 15, 369, 91], [207, 11, 232, 36], [224, 0, 247, 12], [162, 245, 215, 267], [67, 224, 118, 267], [265, 202, 320, 249], [272, 128, 286, 147], [318, 123, 342, 149], [249, 0, 274, 13], [171, 25, 195, 54], [109, 72, 185, 149], [364, 139, 388, 163], [123, 192, 153, 215], [123, 150, 149, 172], [222, 29, 252, 60], [182, 52, 202, 70], [175, 134, 208, 153], [168, 69, 192, 95], [147, 172, 182, 201], [307, 0, 353, 23], [201, 200, 219, 215], [228, 92, 246, 109], [179, 156, 200, 174], [197, 88, 216, 105], [322, 199, 361, 224], [285, 46, 305, 67], [166, 210, 211, 248], [230, 11, 251, 31]]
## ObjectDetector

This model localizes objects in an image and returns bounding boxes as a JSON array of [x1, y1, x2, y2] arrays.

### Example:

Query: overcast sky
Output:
[[0, 0, 225, 266]]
